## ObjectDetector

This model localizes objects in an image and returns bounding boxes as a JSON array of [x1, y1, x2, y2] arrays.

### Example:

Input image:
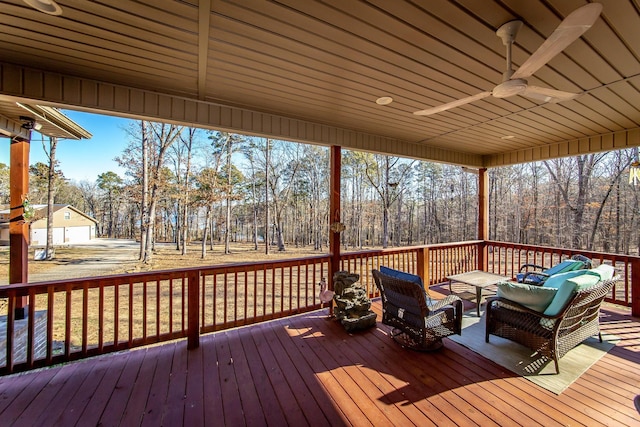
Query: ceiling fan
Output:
[[413, 3, 602, 117]]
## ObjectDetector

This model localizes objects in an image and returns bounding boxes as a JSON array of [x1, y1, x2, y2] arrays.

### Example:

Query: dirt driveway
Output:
[[0, 239, 140, 285]]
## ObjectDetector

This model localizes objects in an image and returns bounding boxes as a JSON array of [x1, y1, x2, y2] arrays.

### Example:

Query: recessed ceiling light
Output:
[[501, 135, 515, 140], [376, 96, 393, 105], [23, 0, 62, 16]]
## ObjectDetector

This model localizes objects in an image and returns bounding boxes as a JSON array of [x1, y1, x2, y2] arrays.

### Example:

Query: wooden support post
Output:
[[477, 168, 489, 272], [417, 246, 430, 293], [329, 146, 341, 297], [631, 258, 640, 317], [9, 136, 30, 320], [187, 270, 200, 349]]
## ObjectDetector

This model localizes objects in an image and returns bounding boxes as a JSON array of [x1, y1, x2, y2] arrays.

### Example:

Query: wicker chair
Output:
[[372, 269, 463, 351], [485, 276, 616, 373]]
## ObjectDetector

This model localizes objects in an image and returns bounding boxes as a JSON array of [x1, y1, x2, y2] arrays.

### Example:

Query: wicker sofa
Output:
[[372, 269, 462, 351], [485, 276, 617, 374]]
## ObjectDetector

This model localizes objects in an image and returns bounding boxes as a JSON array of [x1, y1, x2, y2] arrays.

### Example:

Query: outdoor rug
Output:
[[448, 314, 618, 394]]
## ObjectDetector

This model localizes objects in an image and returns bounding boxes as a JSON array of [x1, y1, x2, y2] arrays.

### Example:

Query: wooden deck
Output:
[[0, 298, 639, 426]]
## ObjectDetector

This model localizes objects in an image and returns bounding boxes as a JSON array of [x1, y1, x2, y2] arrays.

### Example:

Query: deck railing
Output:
[[483, 241, 639, 308], [0, 241, 637, 374]]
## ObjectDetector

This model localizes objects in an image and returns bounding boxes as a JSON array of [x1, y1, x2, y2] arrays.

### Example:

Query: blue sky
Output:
[[0, 110, 131, 182]]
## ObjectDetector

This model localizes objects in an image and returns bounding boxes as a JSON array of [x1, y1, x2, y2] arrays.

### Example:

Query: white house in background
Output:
[[0, 204, 98, 246]]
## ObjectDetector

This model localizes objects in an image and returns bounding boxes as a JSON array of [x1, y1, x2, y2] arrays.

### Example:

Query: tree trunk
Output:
[[181, 130, 194, 255], [45, 136, 58, 260], [224, 135, 232, 254], [140, 121, 148, 261], [201, 207, 210, 258], [265, 139, 270, 255]]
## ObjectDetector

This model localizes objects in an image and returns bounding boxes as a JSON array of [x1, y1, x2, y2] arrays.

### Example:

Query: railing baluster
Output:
[[170, 277, 175, 336], [156, 279, 161, 339], [234, 271, 238, 325], [187, 270, 199, 350], [27, 288, 35, 368], [98, 283, 104, 352], [128, 279, 133, 348], [82, 283, 88, 355], [253, 268, 258, 320], [244, 270, 249, 321], [114, 283, 119, 348], [6, 291, 15, 373], [142, 280, 147, 342], [65, 285, 72, 358], [47, 286, 53, 364]]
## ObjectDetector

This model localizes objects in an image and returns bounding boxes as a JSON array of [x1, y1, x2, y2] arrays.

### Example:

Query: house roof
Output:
[[0, 204, 98, 224], [0, 1, 639, 167]]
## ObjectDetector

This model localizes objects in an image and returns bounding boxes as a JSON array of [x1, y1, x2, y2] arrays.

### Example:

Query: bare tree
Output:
[[44, 136, 58, 259], [363, 154, 413, 248], [117, 121, 183, 263]]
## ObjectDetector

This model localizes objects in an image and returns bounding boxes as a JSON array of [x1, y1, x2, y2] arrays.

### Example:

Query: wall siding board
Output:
[[614, 131, 628, 148], [579, 138, 590, 153], [130, 90, 144, 114], [9, 64, 638, 168], [80, 80, 97, 107], [43, 74, 60, 101], [143, 92, 157, 116], [98, 84, 114, 110], [114, 86, 129, 111]]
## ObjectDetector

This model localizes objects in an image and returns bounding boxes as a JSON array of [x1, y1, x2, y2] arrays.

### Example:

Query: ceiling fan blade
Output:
[[413, 91, 492, 116], [511, 3, 602, 80], [523, 85, 580, 103]]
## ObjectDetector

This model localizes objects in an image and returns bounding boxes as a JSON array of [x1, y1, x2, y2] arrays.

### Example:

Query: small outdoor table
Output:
[[446, 270, 509, 316]]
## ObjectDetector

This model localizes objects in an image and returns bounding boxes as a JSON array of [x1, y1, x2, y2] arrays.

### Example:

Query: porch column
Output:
[[9, 136, 30, 319], [632, 258, 640, 317], [477, 168, 489, 271], [329, 145, 341, 289]]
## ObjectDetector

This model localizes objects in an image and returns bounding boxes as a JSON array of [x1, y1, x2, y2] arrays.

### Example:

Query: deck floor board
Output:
[[0, 301, 638, 426]]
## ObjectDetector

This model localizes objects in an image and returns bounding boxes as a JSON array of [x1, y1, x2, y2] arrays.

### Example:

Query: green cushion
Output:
[[545, 259, 584, 275], [496, 281, 558, 312], [541, 273, 602, 327], [567, 273, 601, 291], [542, 280, 578, 317], [542, 269, 593, 289], [590, 264, 615, 281]]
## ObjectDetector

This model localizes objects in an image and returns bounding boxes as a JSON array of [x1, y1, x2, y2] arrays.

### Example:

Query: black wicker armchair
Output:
[[372, 269, 462, 351], [485, 276, 616, 374]]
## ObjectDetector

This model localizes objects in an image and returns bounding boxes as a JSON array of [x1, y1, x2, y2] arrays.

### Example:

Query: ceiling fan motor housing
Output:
[[493, 78, 528, 98]]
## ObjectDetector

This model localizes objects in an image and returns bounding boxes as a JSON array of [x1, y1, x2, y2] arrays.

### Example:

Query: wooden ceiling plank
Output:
[[0, 43, 197, 89], [215, 1, 499, 104]]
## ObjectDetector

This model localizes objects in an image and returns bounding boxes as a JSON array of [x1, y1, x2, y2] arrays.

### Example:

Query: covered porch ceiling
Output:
[[0, 0, 639, 167]]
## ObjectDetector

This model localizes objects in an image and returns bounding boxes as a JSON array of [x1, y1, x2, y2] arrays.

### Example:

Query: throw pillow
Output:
[[567, 273, 601, 291], [590, 264, 615, 281], [496, 281, 558, 312]]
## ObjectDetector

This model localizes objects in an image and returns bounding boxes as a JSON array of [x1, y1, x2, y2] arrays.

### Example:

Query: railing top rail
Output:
[[341, 241, 483, 257], [0, 254, 333, 297], [485, 240, 640, 262]]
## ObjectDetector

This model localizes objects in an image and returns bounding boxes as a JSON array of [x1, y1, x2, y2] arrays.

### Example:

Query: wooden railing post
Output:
[[632, 258, 640, 317], [328, 145, 341, 317], [417, 247, 430, 286], [478, 168, 489, 272], [187, 270, 200, 350], [478, 241, 488, 272]]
